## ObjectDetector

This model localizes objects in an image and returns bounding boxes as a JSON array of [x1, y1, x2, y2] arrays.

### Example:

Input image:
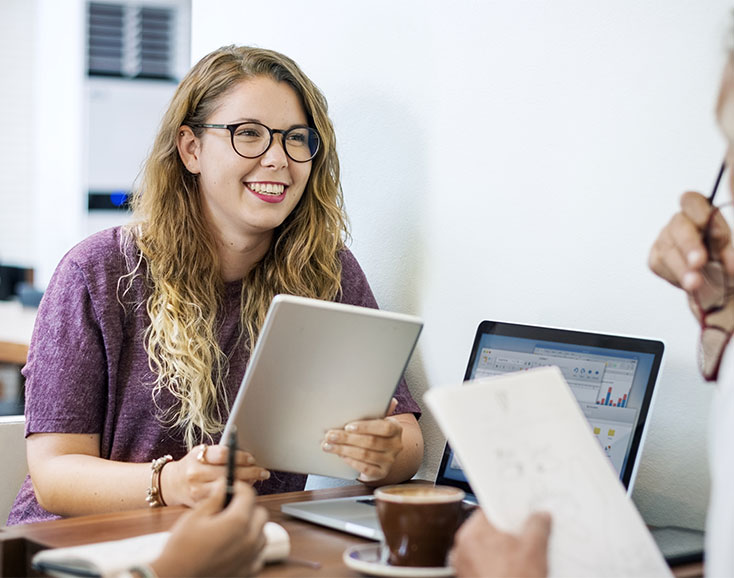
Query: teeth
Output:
[[248, 183, 285, 195]]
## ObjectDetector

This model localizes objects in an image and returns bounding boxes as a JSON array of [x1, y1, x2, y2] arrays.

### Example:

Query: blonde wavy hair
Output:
[[124, 45, 349, 449]]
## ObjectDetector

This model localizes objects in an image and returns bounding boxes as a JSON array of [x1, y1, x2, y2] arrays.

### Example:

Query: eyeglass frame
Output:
[[694, 158, 732, 381], [190, 121, 320, 163]]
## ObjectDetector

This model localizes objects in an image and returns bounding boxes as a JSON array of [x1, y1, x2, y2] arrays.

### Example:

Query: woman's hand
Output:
[[150, 479, 269, 577], [648, 191, 734, 295], [451, 509, 551, 578], [162, 444, 270, 507], [322, 398, 408, 483]]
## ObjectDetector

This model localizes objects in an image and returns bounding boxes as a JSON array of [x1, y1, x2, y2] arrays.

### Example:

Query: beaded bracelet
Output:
[[145, 454, 173, 508]]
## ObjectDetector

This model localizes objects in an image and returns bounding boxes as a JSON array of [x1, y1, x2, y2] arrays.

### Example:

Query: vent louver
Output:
[[87, 2, 175, 80]]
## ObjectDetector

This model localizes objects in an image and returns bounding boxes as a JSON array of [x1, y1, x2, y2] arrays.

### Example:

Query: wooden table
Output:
[[0, 301, 35, 366], [0, 485, 704, 578], [0, 485, 374, 577]]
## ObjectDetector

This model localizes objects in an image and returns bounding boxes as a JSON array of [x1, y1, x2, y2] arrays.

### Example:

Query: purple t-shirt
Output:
[[8, 227, 420, 525]]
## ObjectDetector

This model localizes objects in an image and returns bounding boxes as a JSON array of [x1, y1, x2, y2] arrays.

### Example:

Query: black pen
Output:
[[708, 160, 727, 204], [224, 427, 237, 508]]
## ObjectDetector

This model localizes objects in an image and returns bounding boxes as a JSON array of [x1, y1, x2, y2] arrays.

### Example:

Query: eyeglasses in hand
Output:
[[694, 160, 734, 381]]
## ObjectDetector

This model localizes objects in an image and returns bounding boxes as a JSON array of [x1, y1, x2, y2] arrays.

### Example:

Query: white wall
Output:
[[192, 0, 731, 530], [0, 0, 37, 268], [32, 0, 87, 287], [0, 0, 191, 287]]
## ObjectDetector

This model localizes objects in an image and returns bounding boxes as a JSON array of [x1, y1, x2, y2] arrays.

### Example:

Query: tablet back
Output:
[[222, 295, 423, 479]]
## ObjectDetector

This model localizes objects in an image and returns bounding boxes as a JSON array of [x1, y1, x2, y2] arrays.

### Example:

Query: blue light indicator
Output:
[[110, 191, 128, 207]]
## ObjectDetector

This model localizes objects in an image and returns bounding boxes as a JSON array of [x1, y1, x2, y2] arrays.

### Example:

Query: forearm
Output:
[[31, 454, 152, 516]]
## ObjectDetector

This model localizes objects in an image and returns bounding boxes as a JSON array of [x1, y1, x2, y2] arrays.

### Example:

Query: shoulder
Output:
[[64, 226, 131, 264], [337, 248, 378, 309], [60, 226, 136, 279], [48, 226, 139, 305]]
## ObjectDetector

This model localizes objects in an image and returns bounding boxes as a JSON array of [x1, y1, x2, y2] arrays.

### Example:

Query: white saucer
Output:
[[342, 544, 454, 578]]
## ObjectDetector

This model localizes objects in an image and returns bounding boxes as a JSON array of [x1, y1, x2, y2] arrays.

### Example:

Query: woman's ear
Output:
[[177, 125, 201, 175]]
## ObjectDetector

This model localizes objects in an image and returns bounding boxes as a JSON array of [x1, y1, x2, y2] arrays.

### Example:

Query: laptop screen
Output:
[[436, 321, 664, 493]]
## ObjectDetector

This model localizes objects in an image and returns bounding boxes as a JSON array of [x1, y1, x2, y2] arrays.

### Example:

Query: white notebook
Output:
[[32, 521, 290, 577], [424, 366, 671, 578]]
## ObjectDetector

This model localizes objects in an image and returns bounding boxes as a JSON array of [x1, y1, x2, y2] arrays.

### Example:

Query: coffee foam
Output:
[[375, 485, 465, 504]]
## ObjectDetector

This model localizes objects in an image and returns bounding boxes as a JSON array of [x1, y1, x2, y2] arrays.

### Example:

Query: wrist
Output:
[[158, 457, 179, 506], [145, 455, 173, 508]]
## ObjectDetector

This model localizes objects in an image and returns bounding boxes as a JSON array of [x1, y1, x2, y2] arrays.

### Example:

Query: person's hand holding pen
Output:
[[159, 430, 270, 508], [649, 161, 734, 379], [648, 164, 734, 297], [149, 477, 269, 578]]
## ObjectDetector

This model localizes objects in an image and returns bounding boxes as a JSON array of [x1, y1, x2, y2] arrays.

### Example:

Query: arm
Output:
[[27, 433, 269, 516], [451, 509, 551, 578], [322, 398, 424, 485], [23, 234, 270, 517]]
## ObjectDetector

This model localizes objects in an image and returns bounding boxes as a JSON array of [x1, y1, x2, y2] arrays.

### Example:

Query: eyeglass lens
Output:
[[232, 122, 319, 162]]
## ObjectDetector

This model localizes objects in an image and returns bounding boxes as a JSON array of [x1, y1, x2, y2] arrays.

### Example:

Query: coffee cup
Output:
[[374, 484, 465, 567]]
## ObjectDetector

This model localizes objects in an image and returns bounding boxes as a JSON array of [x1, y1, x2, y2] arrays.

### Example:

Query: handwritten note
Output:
[[424, 366, 671, 578]]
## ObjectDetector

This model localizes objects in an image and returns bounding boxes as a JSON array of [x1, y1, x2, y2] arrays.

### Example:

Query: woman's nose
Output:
[[260, 134, 288, 168]]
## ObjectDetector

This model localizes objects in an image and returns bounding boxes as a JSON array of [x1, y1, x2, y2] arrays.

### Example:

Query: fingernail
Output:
[[358, 472, 381, 482], [688, 250, 705, 266], [322, 442, 334, 452], [246, 455, 255, 465], [327, 432, 339, 442], [345, 423, 357, 432], [682, 271, 699, 290], [260, 470, 270, 480]]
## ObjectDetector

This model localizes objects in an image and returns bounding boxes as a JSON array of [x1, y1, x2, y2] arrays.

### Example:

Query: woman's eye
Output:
[[235, 129, 261, 138], [287, 132, 307, 145]]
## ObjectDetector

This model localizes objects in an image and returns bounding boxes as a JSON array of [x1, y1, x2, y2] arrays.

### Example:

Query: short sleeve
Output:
[[23, 254, 108, 435], [337, 249, 421, 418]]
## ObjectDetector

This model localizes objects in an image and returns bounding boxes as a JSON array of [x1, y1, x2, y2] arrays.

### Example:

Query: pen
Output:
[[708, 160, 727, 204], [224, 427, 237, 509]]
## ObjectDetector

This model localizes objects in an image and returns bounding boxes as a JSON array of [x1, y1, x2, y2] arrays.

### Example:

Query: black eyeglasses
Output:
[[192, 121, 320, 163]]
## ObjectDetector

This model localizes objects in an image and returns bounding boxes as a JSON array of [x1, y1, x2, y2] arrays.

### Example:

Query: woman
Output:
[[8, 45, 423, 525]]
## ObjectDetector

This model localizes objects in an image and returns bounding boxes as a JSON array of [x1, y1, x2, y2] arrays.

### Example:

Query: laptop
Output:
[[281, 320, 665, 541]]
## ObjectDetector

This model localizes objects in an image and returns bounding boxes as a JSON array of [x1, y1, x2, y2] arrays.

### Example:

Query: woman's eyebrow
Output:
[[221, 117, 309, 129], [223, 117, 260, 124]]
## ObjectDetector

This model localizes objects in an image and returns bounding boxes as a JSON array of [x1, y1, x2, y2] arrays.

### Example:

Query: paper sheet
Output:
[[32, 521, 290, 577], [424, 366, 671, 578]]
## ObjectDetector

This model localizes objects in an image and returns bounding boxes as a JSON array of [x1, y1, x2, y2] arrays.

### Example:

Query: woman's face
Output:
[[178, 76, 312, 246]]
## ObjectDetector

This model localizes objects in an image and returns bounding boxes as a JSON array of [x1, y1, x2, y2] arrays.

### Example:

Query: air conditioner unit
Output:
[[83, 0, 190, 235]]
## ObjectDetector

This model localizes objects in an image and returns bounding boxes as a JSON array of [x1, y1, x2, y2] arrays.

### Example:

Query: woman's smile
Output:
[[246, 181, 288, 203]]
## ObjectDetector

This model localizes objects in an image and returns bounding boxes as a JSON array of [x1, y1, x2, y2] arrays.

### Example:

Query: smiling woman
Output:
[[175, 76, 314, 279], [7, 45, 423, 528]]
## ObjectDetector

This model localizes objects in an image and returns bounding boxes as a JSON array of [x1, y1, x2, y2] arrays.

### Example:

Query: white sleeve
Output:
[[705, 347, 734, 577]]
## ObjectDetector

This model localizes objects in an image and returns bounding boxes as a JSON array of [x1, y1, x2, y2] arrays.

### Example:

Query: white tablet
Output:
[[222, 295, 423, 479]]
